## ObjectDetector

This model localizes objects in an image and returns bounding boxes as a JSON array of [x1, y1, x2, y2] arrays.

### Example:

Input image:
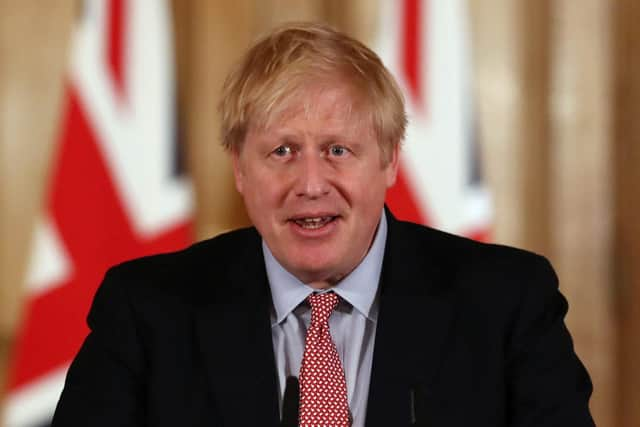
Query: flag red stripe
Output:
[[402, 0, 421, 106], [387, 0, 431, 226], [107, 0, 126, 100]]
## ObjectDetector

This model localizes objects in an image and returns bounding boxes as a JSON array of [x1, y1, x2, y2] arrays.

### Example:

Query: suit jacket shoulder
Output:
[[384, 218, 557, 303], [53, 226, 279, 427], [99, 226, 264, 307], [366, 216, 594, 427]]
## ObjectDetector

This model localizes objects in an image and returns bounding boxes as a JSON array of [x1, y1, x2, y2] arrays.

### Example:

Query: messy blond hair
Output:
[[219, 22, 407, 163]]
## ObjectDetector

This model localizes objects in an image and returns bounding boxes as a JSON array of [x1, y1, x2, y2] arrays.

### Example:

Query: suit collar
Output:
[[366, 209, 457, 426]]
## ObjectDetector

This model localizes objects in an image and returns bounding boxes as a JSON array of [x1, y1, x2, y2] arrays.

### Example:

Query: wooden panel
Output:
[[252, 0, 324, 35], [324, 0, 378, 42], [172, 0, 254, 239], [468, 0, 551, 254], [0, 0, 76, 415], [549, 1, 615, 426], [0, 0, 76, 335], [612, 1, 640, 426], [471, 0, 618, 424]]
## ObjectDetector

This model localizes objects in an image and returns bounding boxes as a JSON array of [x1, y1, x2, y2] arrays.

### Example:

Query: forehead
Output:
[[255, 81, 373, 136]]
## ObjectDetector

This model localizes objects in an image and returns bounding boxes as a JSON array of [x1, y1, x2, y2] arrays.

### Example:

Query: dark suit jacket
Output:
[[52, 213, 595, 426]]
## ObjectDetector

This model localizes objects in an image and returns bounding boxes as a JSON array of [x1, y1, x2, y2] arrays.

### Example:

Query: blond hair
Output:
[[219, 22, 407, 163]]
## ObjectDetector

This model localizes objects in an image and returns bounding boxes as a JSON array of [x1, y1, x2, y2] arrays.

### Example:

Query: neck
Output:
[[307, 280, 334, 290]]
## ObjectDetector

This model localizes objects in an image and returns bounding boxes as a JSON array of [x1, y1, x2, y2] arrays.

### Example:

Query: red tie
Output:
[[298, 292, 351, 426]]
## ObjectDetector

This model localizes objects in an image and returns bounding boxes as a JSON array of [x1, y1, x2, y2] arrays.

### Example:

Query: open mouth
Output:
[[290, 216, 338, 230]]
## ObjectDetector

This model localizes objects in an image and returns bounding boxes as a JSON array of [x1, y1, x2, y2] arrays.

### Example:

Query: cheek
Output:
[[245, 183, 274, 209], [242, 170, 291, 212], [351, 168, 392, 201]]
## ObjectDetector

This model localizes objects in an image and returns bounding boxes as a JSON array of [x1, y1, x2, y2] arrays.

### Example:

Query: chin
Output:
[[290, 258, 340, 283]]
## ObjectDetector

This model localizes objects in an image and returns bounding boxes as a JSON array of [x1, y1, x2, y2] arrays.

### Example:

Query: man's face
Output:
[[232, 82, 399, 288]]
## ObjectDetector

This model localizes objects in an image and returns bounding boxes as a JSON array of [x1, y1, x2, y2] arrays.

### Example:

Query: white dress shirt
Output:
[[263, 211, 387, 427]]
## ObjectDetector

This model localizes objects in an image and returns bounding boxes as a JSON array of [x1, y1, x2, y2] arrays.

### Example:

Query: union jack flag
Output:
[[380, 0, 492, 240], [3, 1, 193, 425]]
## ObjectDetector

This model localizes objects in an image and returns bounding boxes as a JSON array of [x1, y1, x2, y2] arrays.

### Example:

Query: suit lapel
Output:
[[366, 214, 457, 426], [195, 230, 280, 427]]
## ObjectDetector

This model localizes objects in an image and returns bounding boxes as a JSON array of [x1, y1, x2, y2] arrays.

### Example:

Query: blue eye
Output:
[[330, 145, 347, 156], [273, 145, 292, 157]]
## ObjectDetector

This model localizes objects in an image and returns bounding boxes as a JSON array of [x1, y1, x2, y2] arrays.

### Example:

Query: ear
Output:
[[231, 149, 245, 194], [384, 143, 400, 188]]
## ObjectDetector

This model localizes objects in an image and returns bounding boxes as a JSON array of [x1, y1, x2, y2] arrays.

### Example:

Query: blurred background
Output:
[[0, 0, 638, 426]]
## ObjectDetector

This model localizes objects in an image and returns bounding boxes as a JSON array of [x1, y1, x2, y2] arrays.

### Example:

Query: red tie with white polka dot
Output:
[[298, 292, 351, 427]]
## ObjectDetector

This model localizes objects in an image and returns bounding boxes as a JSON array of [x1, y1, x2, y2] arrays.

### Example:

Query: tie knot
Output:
[[307, 292, 339, 324]]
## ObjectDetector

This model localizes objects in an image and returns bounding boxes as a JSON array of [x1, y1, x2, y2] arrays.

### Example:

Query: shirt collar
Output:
[[264, 209, 388, 326]]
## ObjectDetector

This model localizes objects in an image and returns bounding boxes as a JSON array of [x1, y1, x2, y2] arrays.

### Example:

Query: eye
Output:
[[329, 145, 348, 157], [272, 145, 293, 157]]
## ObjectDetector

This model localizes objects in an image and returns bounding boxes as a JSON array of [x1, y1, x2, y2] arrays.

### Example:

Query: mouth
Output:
[[289, 215, 339, 230]]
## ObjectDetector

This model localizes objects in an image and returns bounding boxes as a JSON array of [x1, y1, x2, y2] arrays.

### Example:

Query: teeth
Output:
[[294, 216, 334, 229]]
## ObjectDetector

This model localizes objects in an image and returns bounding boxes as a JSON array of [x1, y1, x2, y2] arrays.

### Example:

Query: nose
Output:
[[294, 154, 331, 199]]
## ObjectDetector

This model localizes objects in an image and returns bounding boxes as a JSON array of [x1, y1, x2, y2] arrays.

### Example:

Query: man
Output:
[[52, 23, 595, 427]]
